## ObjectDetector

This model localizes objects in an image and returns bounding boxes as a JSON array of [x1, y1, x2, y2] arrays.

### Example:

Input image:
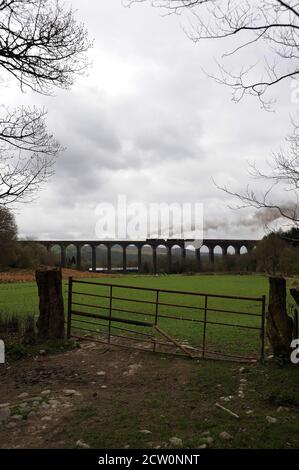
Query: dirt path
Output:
[[0, 342, 298, 449], [0, 342, 198, 449]]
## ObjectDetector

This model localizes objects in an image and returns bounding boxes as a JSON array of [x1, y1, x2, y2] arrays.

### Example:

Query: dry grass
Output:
[[0, 268, 120, 283]]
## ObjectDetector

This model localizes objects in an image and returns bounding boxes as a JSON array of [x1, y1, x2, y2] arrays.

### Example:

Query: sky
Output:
[[6, 0, 298, 241]]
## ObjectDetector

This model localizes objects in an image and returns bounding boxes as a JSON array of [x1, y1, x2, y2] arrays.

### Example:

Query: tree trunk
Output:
[[36, 268, 65, 340], [267, 277, 293, 358], [290, 288, 299, 339], [290, 288, 299, 308]]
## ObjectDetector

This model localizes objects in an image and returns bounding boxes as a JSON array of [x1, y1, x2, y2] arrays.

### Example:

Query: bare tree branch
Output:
[[128, 0, 299, 227], [127, 0, 299, 109], [0, 0, 91, 94], [0, 106, 60, 205], [0, 0, 91, 205]]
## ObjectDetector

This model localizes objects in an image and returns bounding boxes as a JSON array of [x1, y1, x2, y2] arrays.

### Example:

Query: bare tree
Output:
[[0, 0, 91, 205], [128, 0, 299, 225], [215, 124, 299, 226], [127, 1, 299, 108], [0, 204, 17, 266], [0, 204, 17, 240], [0, 106, 60, 204]]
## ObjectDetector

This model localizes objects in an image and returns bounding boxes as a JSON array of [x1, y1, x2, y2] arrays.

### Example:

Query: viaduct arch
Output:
[[25, 238, 257, 273]]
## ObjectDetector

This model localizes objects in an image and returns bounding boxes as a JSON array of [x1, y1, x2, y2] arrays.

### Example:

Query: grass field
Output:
[[1, 273, 297, 360], [0, 273, 299, 449]]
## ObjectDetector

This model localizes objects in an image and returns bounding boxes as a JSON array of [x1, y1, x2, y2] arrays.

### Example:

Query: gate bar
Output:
[[72, 279, 263, 302], [153, 290, 160, 352], [154, 325, 195, 359], [72, 309, 153, 328], [108, 285, 113, 343], [260, 295, 266, 362], [202, 295, 208, 359], [67, 276, 73, 339]]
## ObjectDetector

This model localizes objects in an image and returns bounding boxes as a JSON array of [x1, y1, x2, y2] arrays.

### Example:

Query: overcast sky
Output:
[[8, 0, 298, 240]]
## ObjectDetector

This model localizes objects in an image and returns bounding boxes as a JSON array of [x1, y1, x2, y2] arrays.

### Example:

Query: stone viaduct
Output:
[[28, 238, 258, 273]]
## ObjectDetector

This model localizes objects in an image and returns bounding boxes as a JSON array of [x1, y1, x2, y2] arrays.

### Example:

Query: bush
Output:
[[253, 232, 299, 275], [0, 206, 18, 269], [0, 311, 36, 344], [12, 242, 54, 269], [0, 206, 55, 270]]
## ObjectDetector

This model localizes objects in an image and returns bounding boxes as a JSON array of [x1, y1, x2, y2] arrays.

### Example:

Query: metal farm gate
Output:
[[67, 278, 266, 362]]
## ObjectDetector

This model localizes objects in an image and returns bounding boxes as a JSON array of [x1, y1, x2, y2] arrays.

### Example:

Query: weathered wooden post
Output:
[[267, 277, 294, 358], [290, 288, 299, 309], [290, 288, 299, 338], [36, 268, 65, 340]]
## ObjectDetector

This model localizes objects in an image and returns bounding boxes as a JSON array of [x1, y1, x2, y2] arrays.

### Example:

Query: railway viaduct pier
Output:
[[27, 238, 257, 273]]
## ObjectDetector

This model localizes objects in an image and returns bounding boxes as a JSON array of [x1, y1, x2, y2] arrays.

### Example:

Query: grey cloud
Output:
[[12, 0, 295, 239]]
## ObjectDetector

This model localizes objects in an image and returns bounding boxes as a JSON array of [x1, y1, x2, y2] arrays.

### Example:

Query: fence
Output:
[[67, 278, 266, 362]]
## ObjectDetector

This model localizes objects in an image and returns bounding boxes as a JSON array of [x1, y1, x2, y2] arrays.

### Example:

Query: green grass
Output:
[[0, 274, 297, 359]]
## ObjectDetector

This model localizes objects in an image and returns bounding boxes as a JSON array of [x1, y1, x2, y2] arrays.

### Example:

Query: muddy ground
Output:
[[0, 342, 201, 449], [0, 340, 298, 449]]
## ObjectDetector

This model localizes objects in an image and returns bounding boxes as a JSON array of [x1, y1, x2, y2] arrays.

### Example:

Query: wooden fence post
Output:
[[267, 277, 293, 358], [36, 268, 65, 340], [290, 288, 299, 339]]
